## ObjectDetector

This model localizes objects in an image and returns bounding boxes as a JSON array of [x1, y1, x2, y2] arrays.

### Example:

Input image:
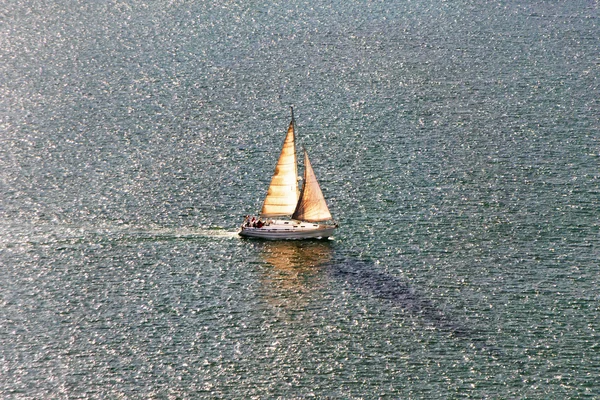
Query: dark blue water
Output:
[[1, 0, 599, 397]]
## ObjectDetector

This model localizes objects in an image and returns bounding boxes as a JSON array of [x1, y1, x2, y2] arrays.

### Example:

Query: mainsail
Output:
[[292, 150, 333, 222], [260, 119, 299, 217]]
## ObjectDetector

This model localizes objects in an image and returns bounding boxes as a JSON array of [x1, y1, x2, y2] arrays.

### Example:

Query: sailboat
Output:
[[239, 108, 338, 240]]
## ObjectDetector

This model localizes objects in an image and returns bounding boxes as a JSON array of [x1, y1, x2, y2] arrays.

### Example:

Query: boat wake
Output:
[[0, 223, 240, 248], [130, 226, 240, 240], [92, 226, 241, 243]]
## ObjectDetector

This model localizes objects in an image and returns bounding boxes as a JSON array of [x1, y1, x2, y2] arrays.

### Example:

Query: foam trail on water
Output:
[[0, 223, 241, 247]]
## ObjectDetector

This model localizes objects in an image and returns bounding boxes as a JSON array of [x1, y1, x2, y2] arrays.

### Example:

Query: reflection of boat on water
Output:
[[257, 240, 333, 311], [239, 107, 337, 240], [260, 240, 333, 270]]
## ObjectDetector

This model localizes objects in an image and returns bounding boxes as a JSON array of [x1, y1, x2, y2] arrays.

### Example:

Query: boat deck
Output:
[[239, 219, 335, 240]]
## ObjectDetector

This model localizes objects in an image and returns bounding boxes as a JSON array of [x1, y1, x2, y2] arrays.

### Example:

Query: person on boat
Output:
[[256, 220, 264, 228]]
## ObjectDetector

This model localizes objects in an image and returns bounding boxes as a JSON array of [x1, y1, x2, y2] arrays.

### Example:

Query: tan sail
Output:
[[292, 150, 333, 222], [260, 120, 299, 217]]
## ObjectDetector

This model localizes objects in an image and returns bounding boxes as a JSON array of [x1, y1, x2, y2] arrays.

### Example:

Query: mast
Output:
[[290, 106, 295, 127]]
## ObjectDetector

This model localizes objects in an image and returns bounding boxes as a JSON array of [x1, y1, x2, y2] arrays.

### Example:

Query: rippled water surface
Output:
[[1, 0, 599, 398]]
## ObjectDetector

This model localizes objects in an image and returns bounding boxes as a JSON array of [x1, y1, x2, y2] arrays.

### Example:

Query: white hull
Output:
[[239, 219, 336, 240]]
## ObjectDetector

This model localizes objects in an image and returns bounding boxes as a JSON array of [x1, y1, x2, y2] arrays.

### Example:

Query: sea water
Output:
[[1, 0, 599, 397]]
